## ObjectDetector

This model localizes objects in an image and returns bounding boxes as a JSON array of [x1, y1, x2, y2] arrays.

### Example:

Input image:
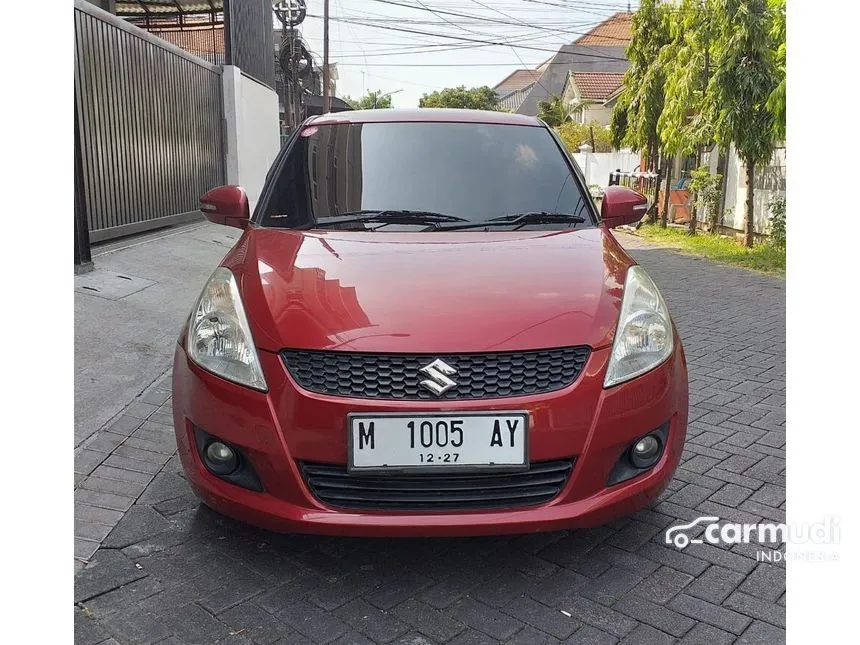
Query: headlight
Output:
[[604, 265, 674, 387], [186, 267, 267, 391]]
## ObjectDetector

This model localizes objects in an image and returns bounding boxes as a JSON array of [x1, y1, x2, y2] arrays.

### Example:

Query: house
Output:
[[115, 0, 226, 65], [499, 12, 632, 118], [493, 63, 548, 112], [560, 72, 625, 125]]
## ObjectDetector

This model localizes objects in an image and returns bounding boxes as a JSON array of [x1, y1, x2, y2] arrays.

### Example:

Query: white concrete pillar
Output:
[[221, 65, 242, 188], [579, 143, 593, 185]]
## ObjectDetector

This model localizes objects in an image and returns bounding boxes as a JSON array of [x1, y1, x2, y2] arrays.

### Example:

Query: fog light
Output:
[[630, 434, 661, 468], [205, 441, 238, 475]]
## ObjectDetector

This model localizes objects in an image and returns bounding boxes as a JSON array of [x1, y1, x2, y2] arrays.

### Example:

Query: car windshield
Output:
[[258, 121, 594, 230]]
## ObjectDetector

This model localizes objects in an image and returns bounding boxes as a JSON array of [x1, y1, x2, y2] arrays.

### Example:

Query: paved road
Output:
[[75, 233, 786, 645], [74, 223, 241, 447]]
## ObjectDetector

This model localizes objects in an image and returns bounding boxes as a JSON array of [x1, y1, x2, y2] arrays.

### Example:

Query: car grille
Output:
[[299, 460, 574, 511], [281, 347, 590, 400]]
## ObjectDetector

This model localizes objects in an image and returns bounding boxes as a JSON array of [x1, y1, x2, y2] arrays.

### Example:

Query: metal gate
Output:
[[74, 0, 225, 243]]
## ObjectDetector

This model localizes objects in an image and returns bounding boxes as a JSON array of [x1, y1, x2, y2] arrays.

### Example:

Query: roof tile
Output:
[[494, 69, 544, 94], [571, 72, 625, 100], [576, 12, 633, 46]]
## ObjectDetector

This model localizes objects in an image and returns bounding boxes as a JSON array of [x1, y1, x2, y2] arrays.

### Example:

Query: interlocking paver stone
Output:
[[613, 594, 695, 637], [503, 596, 581, 639], [219, 601, 292, 644], [736, 619, 786, 644], [618, 624, 675, 645], [392, 599, 466, 642], [723, 591, 786, 628], [73, 236, 785, 644], [75, 549, 148, 602], [678, 622, 736, 645], [448, 597, 525, 641], [669, 593, 752, 635], [631, 566, 693, 604], [685, 565, 746, 604], [563, 624, 620, 645]]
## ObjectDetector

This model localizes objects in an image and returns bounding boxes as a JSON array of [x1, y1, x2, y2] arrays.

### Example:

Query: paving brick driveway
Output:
[[75, 235, 786, 645]]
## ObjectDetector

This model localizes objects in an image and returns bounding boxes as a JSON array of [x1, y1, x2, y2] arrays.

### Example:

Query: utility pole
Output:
[[323, 0, 331, 113], [372, 89, 402, 109]]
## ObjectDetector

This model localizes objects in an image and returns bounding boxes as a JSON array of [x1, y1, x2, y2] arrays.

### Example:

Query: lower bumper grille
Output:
[[299, 460, 574, 511]]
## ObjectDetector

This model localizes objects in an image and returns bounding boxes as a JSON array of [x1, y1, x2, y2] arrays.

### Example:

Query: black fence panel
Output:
[[74, 0, 225, 243], [225, 0, 275, 88], [74, 101, 92, 271], [608, 169, 659, 207]]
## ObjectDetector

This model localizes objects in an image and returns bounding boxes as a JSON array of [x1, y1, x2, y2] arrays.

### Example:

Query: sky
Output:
[[290, 0, 639, 108]]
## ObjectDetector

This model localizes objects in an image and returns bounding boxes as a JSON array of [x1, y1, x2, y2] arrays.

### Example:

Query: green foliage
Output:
[[537, 96, 573, 127], [768, 196, 786, 248], [708, 0, 781, 246], [658, 0, 716, 156], [610, 91, 630, 150], [615, 0, 672, 154], [555, 121, 613, 153], [636, 223, 785, 275], [707, 0, 779, 169], [344, 90, 394, 110], [612, 0, 786, 169], [767, 0, 786, 142], [689, 165, 723, 231], [419, 86, 499, 110]]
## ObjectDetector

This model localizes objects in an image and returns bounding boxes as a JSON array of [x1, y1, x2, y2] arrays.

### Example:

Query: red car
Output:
[[172, 109, 688, 537]]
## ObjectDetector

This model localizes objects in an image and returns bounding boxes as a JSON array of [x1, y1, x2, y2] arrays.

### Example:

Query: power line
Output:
[[333, 61, 587, 67], [305, 13, 628, 61], [468, 0, 557, 97], [362, 0, 632, 43]]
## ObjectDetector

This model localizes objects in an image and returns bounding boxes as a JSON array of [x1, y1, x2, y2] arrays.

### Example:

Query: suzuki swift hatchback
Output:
[[172, 109, 688, 537]]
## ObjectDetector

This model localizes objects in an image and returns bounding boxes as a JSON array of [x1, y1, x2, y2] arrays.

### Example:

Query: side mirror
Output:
[[200, 185, 250, 229], [601, 185, 649, 229]]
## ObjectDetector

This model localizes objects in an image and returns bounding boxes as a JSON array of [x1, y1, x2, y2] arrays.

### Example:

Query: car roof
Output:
[[307, 108, 544, 127]]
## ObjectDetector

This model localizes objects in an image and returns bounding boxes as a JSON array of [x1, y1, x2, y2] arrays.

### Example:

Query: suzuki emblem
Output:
[[419, 359, 458, 396]]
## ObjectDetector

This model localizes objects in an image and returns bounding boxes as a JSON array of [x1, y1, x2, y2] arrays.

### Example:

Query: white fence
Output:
[[572, 148, 642, 188]]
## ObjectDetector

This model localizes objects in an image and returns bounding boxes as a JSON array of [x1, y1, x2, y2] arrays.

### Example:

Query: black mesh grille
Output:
[[281, 347, 590, 400], [300, 460, 574, 511]]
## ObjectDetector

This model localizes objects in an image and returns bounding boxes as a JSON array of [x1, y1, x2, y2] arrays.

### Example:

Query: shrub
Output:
[[555, 121, 613, 153], [769, 196, 786, 248], [689, 166, 723, 233]]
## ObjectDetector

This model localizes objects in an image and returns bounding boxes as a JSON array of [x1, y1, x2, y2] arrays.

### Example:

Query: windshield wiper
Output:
[[433, 211, 587, 231], [310, 210, 470, 228]]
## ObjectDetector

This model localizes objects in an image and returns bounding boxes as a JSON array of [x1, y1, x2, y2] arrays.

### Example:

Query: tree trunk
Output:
[[688, 147, 702, 236], [648, 149, 661, 225], [745, 161, 755, 247], [715, 145, 729, 232], [662, 157, 672, 228]]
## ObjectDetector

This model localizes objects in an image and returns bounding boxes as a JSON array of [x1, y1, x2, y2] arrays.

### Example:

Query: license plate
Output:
[[348, 412, 528, 473]]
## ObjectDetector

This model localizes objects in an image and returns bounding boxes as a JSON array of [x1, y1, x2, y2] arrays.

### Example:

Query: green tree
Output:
[[659, 0, 717, 234], [419, 85, 499, 110], [708, 0, 780, 247], [611, 0, 672, 224], [767, 0, 786, 142], [344, 90, 394, 110], [556, 121, 612, 153], [538, 96, 572, 127]]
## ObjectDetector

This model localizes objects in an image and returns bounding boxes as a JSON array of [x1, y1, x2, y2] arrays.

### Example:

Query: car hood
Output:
[[223, 227, 634, 353]]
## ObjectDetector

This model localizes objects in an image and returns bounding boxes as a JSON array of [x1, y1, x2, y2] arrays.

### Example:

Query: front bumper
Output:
[[172, 342, 688, 537]]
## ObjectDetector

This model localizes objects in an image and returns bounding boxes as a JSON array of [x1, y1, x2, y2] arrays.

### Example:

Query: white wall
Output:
[[719, 144, 786, 234], [581, 104, 612, 127], [222, 66, 281, 213], [572, 149, 642, 187]]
